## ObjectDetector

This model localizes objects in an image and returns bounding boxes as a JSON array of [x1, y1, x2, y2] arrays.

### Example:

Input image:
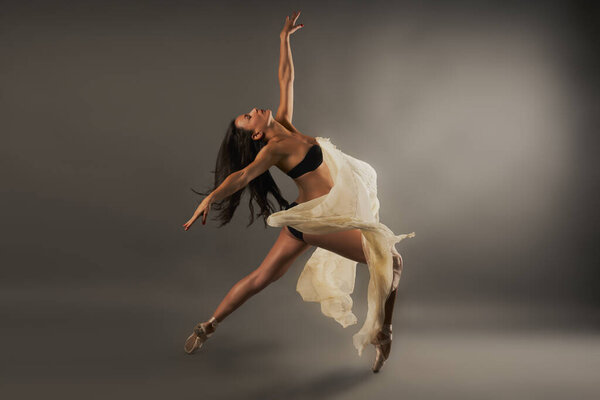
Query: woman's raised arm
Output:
[[276, 11, 304, 125]]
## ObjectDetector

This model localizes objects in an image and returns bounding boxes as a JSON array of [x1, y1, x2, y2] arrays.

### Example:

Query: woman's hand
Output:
[[182, 195, 214, 231], [280, 10, 304, 38]]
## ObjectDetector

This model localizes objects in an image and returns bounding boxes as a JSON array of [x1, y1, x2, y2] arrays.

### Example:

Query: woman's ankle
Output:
[[203, 316, 219, 334]]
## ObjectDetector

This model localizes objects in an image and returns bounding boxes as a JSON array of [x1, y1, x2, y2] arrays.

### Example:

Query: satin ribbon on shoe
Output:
[[184, 317, 219, 354]]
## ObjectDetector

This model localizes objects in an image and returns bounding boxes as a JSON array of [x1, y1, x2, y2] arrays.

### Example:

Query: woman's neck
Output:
[[264, 119, 294, 142]]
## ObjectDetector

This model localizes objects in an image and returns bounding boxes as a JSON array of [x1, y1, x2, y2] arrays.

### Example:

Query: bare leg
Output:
[[200, 274, 260, 335], [197, 226, 311, 336], [303, 229, 403, 327], [303, 228, 403, 370]]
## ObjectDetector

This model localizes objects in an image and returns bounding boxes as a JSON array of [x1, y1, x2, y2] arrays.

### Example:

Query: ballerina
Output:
[[182, 10, 415, 373]]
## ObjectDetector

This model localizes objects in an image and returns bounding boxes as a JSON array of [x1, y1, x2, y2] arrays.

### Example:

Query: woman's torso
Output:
[[273, 129, 334, 204]]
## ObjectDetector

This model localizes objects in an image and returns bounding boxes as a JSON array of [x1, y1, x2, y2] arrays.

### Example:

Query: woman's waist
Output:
[[294, 185, 333, 204], [292, 170, 334, 203]]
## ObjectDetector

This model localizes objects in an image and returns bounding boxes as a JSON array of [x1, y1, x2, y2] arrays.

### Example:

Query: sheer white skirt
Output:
[[267, 136, 416, 357]]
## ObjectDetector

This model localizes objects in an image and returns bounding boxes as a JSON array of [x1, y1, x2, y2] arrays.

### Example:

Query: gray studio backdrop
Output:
[[2, 0, 598, 399]]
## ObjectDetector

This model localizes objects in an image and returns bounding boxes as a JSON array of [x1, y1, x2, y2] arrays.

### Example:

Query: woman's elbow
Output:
[[279, 71, 294, 83]]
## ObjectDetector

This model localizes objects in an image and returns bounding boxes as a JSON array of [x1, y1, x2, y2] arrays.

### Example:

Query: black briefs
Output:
[[286, 144, 323, 179], [284, 201, 305, 242]]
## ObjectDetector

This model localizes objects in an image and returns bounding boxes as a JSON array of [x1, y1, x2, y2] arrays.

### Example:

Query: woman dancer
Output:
[[182, 10, 415, 373]]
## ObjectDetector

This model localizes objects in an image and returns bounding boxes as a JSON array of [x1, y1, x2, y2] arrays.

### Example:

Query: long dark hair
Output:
[[191, 118, 290, 228]]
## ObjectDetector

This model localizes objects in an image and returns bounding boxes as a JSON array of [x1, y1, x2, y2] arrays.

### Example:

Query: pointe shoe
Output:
[[371, 324, 392, 373], [184, 316, 218, 354]]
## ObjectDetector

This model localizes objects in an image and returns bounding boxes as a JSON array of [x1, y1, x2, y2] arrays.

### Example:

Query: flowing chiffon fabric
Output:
[[266, 137, 416, 357]]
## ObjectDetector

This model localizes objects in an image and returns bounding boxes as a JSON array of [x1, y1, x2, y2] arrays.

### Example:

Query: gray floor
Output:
[[2, 282, 599, 400]]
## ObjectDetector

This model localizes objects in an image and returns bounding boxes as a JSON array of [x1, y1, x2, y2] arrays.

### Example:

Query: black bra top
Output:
[[285, 144, 323, 179]]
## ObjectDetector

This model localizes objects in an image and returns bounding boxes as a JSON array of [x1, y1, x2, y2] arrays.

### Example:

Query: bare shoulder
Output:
[[274, 119, 318, 146], [261, 138, 288, 159]]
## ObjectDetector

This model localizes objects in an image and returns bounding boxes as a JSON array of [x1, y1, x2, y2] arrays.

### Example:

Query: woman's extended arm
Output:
[[182, 171, 246, 229], [182, 144, 283, 230], [277, 35, 294, 123], [183, 170, 250, 229], [209, 142, 282, 202], [208, 171, 246, 203], [276, 11, 303, 124]]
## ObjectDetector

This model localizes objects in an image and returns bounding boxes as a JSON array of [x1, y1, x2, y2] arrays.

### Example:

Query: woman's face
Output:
[[235, 107, 272, 136]]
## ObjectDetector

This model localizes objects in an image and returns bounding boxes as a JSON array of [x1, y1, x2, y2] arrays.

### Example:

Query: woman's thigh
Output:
[[252, 227, 312, 285], [303, 228, 367, 264]]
